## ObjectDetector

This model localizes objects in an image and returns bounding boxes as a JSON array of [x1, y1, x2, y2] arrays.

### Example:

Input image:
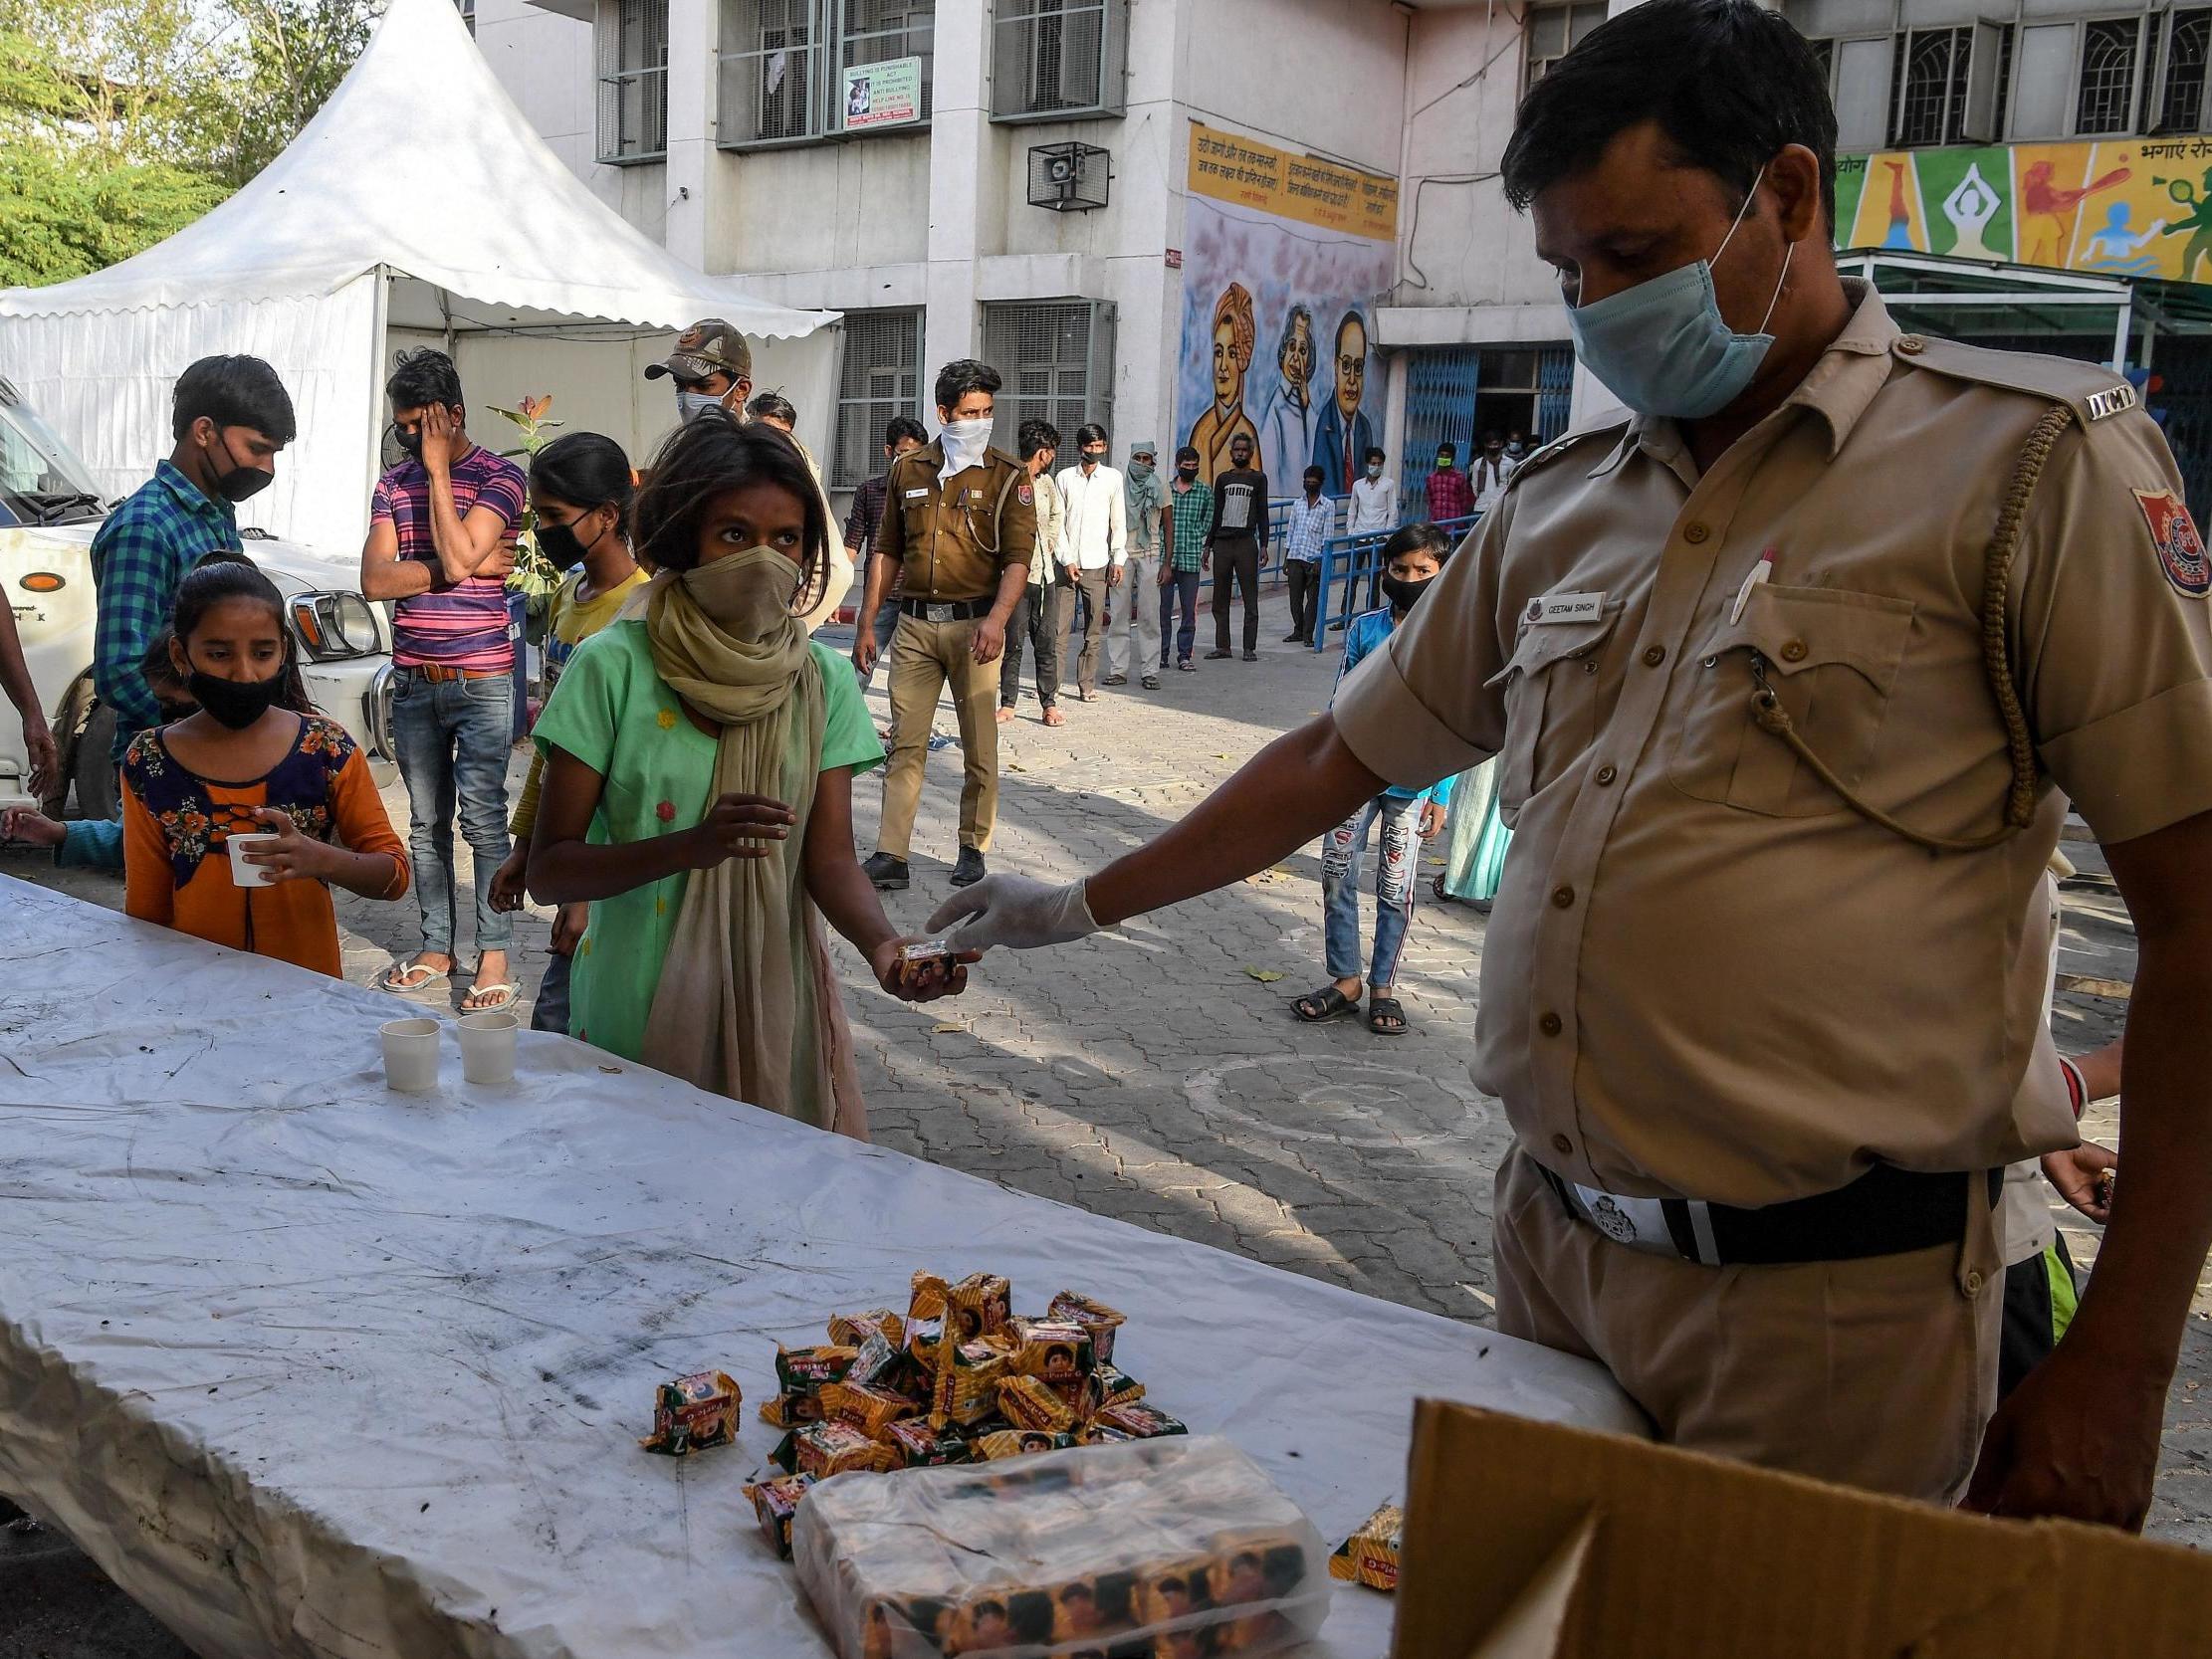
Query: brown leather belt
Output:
[[401, 663, 509, 683]]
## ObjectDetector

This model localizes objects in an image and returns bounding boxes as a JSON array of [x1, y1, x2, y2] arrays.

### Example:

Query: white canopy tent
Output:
[[0, 0, 839, 560]]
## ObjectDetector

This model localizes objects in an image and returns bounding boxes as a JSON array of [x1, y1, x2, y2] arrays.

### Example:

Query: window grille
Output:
[[597, 0, 669, 163], [980, 301, 1115, 450], [830, 310, 925, 491], [991, 0, 1126, 121]]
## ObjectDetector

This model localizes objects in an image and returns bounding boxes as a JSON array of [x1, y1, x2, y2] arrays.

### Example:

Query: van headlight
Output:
[[289, 591, 382, 661]]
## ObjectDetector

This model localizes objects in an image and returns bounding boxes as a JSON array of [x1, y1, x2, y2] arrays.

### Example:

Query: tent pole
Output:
[[440, 288, 456, 362], [369, 264, 390, 490], [2110, 290, 2133, 373]]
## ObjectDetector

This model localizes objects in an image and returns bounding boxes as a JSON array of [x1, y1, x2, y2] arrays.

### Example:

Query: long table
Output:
[[0, 878, 1645, 1658]]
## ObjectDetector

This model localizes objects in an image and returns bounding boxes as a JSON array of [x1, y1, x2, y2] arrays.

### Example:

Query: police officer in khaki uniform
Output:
[[932, 0, 2212, 1528], [855, 358, 1037, 891]]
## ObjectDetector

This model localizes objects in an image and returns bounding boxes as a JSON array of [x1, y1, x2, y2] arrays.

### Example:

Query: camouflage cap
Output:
[[644, 318, 755, 384]]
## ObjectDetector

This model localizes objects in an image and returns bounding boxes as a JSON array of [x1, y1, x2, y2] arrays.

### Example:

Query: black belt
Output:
[[1537, 1160, 2002, 1268], [899, 597, 993, 622]]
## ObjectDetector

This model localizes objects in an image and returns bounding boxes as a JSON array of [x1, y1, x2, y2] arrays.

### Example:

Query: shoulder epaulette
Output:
[[1891, 333, 2138, 424]]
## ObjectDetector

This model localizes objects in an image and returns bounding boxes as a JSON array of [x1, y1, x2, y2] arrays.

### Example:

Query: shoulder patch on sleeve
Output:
[[1894, 334, 2137, 425], [1016, 483, 1033, 506], [1498, 418, 1632, 493], [2133, 488, 2210, 598]]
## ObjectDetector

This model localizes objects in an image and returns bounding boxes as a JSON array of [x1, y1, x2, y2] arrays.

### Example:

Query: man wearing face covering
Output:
[[853, 358, 1038, 893], [934, 0, 2212, 1528], [92, 354, 295, 772]]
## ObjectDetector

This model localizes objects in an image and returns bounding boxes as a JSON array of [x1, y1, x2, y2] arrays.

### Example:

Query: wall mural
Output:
[[1178, 122, 1399, 492], [1838, 138, 2212, 285]]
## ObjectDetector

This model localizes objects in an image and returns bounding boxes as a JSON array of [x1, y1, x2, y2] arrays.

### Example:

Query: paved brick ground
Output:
[[4, 586, 2204, 1655]]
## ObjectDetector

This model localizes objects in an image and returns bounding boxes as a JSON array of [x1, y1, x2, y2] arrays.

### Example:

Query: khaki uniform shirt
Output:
[[1333, 282, 2212, 1207], [876, 439, 1037, 603]]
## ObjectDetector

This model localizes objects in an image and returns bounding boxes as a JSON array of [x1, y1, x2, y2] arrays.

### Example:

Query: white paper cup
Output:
[[457, 1011, 520, 1085], [379, 1017, 441, 1093], [227, 832, 283, 887]]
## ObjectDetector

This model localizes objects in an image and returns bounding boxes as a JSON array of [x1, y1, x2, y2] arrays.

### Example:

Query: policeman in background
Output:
[[932, 0, 2212, 1528], [855, 359, 1037, 892]]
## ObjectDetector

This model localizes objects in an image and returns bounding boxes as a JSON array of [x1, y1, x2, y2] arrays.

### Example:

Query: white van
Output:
[[0, 377, 395, 818]]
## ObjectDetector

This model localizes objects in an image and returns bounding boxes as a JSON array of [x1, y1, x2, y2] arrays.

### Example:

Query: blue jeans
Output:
[[1322, 793, 1422, 988], [1159, 570, 1201, 665], [390, 669, 515, 958], [532, 949, 571, 1034], [856, 575, 902, 691]]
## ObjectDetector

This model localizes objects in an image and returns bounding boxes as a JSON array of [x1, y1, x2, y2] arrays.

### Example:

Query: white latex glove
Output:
[[927, 873, 1098, 953]]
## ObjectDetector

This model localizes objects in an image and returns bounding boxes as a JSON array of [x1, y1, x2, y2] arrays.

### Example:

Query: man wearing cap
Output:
[[931, 0, 2212, 1527], [1107, 439, 1167, 692], [645, 318, 755, 425], [854, 358, 1037, 892]]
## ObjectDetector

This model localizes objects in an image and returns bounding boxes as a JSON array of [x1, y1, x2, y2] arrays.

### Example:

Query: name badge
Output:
[[1527, 590, 1605, 625], [904, 487, 930, 500]]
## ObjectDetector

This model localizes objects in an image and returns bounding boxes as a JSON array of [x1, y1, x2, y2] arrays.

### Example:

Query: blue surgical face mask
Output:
[[1566, 173, 1794, 421], [678, 389, 726, 424]]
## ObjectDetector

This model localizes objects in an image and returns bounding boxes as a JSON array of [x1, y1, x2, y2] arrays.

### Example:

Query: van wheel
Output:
[[72, 705, 116, 820]]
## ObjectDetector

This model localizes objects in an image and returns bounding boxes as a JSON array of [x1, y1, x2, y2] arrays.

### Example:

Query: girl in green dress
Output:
[[527, 411, 970, 1135]]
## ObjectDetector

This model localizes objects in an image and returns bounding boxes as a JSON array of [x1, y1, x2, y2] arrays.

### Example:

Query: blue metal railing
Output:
[[1307, 513, 1481, 651]]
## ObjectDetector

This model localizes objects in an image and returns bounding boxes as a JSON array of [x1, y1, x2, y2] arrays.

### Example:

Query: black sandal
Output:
[[1367, 997, 1409, 1036], [1293, 985, 1359, 1023]]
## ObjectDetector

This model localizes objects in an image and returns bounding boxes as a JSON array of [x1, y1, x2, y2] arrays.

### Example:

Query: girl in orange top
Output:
[[122, 555, 409, 977]]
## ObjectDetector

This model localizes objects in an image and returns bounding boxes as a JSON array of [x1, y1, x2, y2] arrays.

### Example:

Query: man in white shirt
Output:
[[1348, 445, 1397, 535], [1053, 422, 1125, 704], [1471, 430, 1518, 515]]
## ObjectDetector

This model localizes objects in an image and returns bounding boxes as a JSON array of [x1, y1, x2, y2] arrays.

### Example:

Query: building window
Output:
[[980, 300, 1115, 447], [831, 310, 925, 491], [1891, 27, 1970, 147], [597, 0, 669, 163], [991, 0, 1127, 121], [718, 0, 936, 147], [2156, 9, 2212, 132], [457, 0, 476, 33], [1523, 1, 1605, 93], [2077, 17, 2144, 135]]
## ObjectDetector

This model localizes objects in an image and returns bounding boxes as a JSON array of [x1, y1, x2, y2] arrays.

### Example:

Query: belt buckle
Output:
[[927, 603, 955, 623]]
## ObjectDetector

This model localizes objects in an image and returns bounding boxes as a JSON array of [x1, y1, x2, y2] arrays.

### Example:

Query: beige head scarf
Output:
[[638, 548, 865, 1135]]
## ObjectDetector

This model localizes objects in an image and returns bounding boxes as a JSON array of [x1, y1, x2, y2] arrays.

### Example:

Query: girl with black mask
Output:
[[489, 433, 648, 1034], [118, 553, 409, 975]]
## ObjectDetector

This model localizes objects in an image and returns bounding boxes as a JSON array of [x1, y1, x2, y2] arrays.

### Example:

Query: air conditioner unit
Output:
[[1027, 141, 1111, 213]]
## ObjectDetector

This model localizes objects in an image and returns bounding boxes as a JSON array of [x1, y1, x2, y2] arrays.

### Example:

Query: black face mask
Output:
[[1381, 574, 1434, 616], [536, 516, 602, 568], [1177, 464, 1199, 480], [394, 426, 423, 461], [187, 671, 286, 730], [204, 428, 274, 504]]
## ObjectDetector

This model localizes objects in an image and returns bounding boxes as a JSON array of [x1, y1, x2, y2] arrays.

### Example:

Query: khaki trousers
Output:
[[876, 612, 1000, 859], [1492, 1144, 2001, 1504]]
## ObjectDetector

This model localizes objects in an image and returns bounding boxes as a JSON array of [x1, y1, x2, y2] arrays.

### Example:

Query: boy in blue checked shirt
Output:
[[1293, 523, 1451, 1036]]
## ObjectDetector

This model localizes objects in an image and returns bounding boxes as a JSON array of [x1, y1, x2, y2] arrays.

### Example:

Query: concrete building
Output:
[[469, 0, 2212, 516]]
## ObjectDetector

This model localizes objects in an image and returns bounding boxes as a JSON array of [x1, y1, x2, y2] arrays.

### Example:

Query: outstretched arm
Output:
[[929, 713, 1384, 949]]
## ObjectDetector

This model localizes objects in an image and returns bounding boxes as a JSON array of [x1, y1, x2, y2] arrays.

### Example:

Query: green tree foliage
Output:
[[0, 0, 386, 289]]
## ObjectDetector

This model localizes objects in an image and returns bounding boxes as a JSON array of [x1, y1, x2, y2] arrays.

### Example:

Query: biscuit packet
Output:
[[828, 1309, 906, 1349], [638, 1369, 742, 1457], [1045, 1291, 1127, 1366], [932, 1337, 1013, 1430], [1091, 1402, 1186, 1441], [824, 1379, 923, 1439], [1095, 1363, 1145, 1408], [1328, 1503, 1402, 1592], [883, 1418, 972, 1470], [780, 1420, 896, 1479], [971, 1428, 1079, 1462], [745, 1471, 815, 1558], [995, 1374, 1079, 1435]]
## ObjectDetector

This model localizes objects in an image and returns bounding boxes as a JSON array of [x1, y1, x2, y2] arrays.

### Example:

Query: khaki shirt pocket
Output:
[[1669, 582, 1916, 818], [1485, 602, 1624, 825]]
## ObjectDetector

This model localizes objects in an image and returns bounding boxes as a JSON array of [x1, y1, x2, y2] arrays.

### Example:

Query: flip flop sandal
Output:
[[1367, 997, 1410, 1036], [1292, 985, 1360, 1023], [376, 961, 451, 993], [463, 982, 520, 1014]]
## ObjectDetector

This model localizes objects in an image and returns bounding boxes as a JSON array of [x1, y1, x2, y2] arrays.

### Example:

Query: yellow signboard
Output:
[[1837, 138, 2212, 285], [1187, 121, 1399, 242]]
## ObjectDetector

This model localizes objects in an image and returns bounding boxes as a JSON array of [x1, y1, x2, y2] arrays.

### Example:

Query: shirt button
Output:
[[1595, 763, 1618, 785], [1964, 1269, 1985, 1297], [1897, 334, 1926, 355], [1551, 1134, 1574, 1157], [1582, 659, 1599, 675], [1682, 522, 1709, 543], [1538, 1011, 1563, 1036], [1779, 638, 1808, 663], [1642, 645, 1665, 668], [1551, 886, 1575, 909]]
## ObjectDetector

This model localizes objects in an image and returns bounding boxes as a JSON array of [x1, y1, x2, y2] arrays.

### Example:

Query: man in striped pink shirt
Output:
[[360, 348, 529, 1012]]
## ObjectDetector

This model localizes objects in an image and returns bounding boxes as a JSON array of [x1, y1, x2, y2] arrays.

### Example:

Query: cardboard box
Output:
[[1394, 1400, 2212, 1659]]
